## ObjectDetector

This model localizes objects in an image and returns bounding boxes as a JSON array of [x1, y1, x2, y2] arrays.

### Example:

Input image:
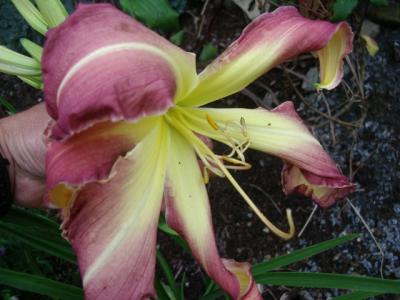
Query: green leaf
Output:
[[179, 272, 186, 300], [0, 268, 83, 300], [17, 75, 43, 89], [203, 280, 217, 296], [120, 0, 180, 32], [161, 282, 177, 300], [34, 0, 68, 27], [0, 46, 41, 76], [199, 290, 224, 300], [199, 43, 218, 62], [20, 38, 43, 61], [0, 222, 76, 264], [155, 278, 171, 300], [371, 0, 389, 6], [0, 207, 76, 263], [332, 291, 381, 300], [256, 272, 400, 294], [10, 0, 48, 35], [332, 0, 358, 21], [0, 97, 17, 114], [158, 215, 179, 236], [157, 250, 179, 297], [252, 234, 359, 275], [170, 30, 185, 46], [2, 207, 60, 232]]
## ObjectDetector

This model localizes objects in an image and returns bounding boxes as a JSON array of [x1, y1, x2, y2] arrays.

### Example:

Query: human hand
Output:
[[0, 103, 49, 207]]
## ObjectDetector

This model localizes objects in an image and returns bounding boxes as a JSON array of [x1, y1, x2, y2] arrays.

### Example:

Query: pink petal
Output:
[[45, 118, 156, 206], [42, 3, 197, 138], [59, 122, 169, 299], [164, 129, 261, 299], [181, 102, 355, 206], [282, 165, 356, 207], [179, 6, 352, 107]]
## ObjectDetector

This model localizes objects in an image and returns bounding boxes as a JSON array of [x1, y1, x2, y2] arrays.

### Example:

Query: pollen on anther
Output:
[[206, 113, 219, 130]]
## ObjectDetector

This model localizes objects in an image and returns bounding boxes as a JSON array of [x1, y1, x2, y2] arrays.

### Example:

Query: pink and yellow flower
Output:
[[43, 4, 355, 299]]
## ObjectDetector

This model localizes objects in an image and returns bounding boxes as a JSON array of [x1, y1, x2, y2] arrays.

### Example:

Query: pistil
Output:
[[166, 110, 295, 240]]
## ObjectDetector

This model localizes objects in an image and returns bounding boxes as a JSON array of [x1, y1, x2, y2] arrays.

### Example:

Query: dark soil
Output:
[[1, 1, 399, 300]]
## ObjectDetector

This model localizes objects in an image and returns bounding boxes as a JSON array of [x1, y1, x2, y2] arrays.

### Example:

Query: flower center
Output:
[[165, 108, 295, 240]]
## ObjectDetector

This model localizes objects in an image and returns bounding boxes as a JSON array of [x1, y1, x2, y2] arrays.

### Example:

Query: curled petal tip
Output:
[[282, 165, 356, 207], [222, 259, 262, 300], [180, 6, 353, 106], [315, 21, 353, 90]]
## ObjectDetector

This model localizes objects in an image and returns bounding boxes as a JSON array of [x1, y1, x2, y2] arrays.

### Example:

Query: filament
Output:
[[167, 112, 295, 240]]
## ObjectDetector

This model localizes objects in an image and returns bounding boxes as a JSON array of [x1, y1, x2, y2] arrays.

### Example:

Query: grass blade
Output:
[[10, 0, 48, 35], [155, 278, 171, 300], [157, 250, 178, 297], [158, 216, 190, 252], [20, 38, 43, 61], [0, 222, 76, 263], [199, 290, 224, 300], [252, 234, 359, 275], [0, 207, 76, 263], [17, 75, 43, 89], [158, 215, 179, 236], [0, 96, 17, 114], [2, 207, 60, 232], [179, 272, 186, 300], [34, 0, 68, 27], [0, 268, 83, 300], [256, 272, 400, 294]]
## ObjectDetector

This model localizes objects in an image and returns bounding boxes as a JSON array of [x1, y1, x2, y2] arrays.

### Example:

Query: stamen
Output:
[[218, 155, 252, 170], [167, 113, 295, 240], [204, 113, 251, 165], [194, 144, 224, 177], [210, 149, 295, 240], [206, 113, 219, 130], [240, 116, 248, 137], [202, 166, 209, 184]]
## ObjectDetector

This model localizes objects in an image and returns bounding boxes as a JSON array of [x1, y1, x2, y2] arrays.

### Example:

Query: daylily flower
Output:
[[43, 4, 355, 299]]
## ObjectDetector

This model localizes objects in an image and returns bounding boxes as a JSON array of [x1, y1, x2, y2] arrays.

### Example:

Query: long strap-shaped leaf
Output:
[[10, 0, 48, 35], [2, 207, 59, 231], [252, 234, 359, 275], [0, 207, 76, 263], [20, 38, 43, 62], [34, 0, 68, 27], [0, 268, 83, 300], [0, 96, 17, 114], [0, 222, 76, 263], [256, 272, 400, 294], [0, 46, 41, 76]]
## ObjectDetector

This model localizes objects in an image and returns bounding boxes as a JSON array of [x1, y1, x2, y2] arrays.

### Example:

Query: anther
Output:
[[218, 155, 252, 170], [206, 113, 219, 130], [202, 166, 210, 184], [240, 117, 248, 137]]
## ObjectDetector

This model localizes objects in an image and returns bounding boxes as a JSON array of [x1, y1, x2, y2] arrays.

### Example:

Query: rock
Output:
[[299, 291, 314, 300], [394, 204, 400, 214], [301, 67, 319, 91], [230, 0, 270, 20], [394, 40, 400, 62]]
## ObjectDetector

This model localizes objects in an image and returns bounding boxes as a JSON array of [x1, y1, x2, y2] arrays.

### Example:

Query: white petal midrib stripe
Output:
[[56, 42, 182, 105]]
